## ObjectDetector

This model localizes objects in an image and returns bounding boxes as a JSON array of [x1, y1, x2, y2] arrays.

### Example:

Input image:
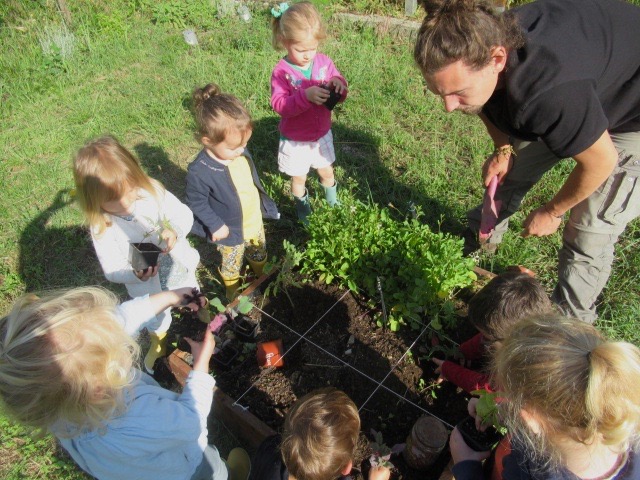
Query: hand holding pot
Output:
[[185, 328, 216, 373], [449, 426, 492, 464], [135, 265, 158, 281], [305, 85, 330, 105]]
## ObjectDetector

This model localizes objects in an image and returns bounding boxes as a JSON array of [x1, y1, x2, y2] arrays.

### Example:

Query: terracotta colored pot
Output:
[[257, 339, 284, 368]]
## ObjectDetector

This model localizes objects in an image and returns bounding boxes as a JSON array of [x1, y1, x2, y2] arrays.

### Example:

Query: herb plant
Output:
[[471, 387, 507, 435], [300, 199, 477, 330]]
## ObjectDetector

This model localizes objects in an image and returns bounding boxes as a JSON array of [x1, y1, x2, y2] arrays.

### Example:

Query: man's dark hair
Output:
[[414, 0, 525, 75]]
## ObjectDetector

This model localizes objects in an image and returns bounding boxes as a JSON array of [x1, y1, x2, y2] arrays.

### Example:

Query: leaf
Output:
[[210, 297, 226, 313], [237, 296, 253, 314]]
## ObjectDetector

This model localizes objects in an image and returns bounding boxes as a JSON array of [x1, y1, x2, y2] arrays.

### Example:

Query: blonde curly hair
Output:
[[0, 287, 140, 437]]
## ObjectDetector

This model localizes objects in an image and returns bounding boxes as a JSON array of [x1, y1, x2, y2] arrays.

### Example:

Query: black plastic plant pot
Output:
[[230, 315, 258, 342], [456, 416, 504, 452], [321, 85, 342, 111], [129, 242, 162, 271], [212, 344, 239, 369]]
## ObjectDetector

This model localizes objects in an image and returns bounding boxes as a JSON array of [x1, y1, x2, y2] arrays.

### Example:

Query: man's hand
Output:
[[211, 225, 230, 242], [305, 86, 330, 105], [160, 228, 177, 252], [449, 427, 492, 465], [522, 206, 562, 237], [135, 265, 158, 281], [482, 148, 513, 186]]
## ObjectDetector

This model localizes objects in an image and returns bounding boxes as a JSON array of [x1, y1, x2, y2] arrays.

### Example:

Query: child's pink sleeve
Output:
[[441, 361, 490, 394], [270, 66, 312, 118]]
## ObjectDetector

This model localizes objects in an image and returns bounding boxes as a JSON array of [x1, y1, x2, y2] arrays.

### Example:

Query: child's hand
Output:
[[368, 465, 391, 480], [467, 397, 490, 431], [185, 328, 216, 373], [160, 228, 177, 252], [449, 426, 492, 465], [305, 86, 330, 105], [327, 77, 347, 95], [171, 287, 207, 310], [431, 357, 448, 384], [211, 225, 229, 242], [135, 266, 158, 281]]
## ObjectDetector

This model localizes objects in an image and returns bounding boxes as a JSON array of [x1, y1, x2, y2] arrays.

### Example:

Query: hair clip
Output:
[[271, 2, 289, 18]]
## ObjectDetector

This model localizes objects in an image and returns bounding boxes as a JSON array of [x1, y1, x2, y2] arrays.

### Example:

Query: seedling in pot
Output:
[[368, 429, 405, 470], [129, 242, 162, 270], [457, 387, 506, 452], [229, 314, 258, 342]]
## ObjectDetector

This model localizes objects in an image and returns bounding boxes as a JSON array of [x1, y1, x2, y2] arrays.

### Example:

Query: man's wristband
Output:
[[493, 145, 516, 157], [543, 204, 564, 219]]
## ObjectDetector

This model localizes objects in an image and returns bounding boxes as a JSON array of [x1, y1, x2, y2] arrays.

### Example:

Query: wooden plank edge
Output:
[[168, 349, 276, 449], [473, 265, 496, 279], [226, 266, 280, 311]]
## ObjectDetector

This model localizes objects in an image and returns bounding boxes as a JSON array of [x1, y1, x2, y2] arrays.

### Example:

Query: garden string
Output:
[[234, 290, 455, 429]]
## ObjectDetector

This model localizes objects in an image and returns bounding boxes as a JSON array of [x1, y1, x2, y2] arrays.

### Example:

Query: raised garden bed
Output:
[[157, 267, 495, 480]]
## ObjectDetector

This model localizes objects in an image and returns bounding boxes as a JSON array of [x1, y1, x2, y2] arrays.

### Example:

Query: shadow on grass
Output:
[[17, 189, 106, 293]]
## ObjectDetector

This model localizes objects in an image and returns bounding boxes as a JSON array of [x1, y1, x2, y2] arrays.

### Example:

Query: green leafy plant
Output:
[[263, 239, 303, 308], [300, 199, 477, 331], [471, 387, 507, 435]]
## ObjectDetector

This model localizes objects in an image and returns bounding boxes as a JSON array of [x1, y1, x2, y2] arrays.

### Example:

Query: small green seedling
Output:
[[471, 387, 508, 435]]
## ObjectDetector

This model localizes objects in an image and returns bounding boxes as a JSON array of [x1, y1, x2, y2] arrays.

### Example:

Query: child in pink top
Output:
[[270, 1, 348, 224]]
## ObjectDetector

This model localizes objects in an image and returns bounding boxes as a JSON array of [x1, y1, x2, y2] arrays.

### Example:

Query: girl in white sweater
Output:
[[73, 135, 200, 373]]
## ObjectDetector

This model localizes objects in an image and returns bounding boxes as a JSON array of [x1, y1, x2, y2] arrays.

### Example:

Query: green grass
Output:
[[1, 0, 639, 477]]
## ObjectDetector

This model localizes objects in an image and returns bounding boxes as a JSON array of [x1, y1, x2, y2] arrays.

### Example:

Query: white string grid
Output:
[[230, 289, 456, 430]]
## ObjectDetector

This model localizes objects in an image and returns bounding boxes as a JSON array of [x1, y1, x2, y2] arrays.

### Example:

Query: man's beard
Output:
[[457, 105, 483, 115]]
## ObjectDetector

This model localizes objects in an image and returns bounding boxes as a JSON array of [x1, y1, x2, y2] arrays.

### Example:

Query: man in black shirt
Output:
[[414, 0, 640, 323]]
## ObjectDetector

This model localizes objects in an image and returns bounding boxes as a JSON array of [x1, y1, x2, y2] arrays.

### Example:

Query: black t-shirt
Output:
[[482, 0, 640, 158]]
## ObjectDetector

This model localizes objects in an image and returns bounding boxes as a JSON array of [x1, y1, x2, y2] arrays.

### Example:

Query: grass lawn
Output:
[[1, 0, 638, 477]]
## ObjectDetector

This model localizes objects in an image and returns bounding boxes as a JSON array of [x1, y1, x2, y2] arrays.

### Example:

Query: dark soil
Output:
[[159, 275, 483, 480]]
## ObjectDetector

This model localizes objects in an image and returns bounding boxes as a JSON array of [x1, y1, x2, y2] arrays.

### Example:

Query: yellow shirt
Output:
[[228, 155, 262, 240]]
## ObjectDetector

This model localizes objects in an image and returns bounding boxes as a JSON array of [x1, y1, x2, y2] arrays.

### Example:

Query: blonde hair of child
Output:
[[0, 287, 140, 437], [271, 1, 327, 50], [73, 135, 164, 236], [493, 315, 640, 467], [281, 388, 360, 480], [192, 83, 253, 146]]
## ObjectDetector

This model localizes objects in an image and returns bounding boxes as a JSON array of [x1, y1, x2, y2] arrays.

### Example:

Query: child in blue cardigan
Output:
[[186, 83, 279, 299]]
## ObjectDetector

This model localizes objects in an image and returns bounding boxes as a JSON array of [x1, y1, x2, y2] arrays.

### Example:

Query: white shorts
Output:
[[277, 130, 336, 177]]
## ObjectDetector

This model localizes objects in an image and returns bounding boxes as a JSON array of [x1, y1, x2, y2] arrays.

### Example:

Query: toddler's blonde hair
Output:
[[281, 388, 360, 480], [73, 135, 164, 236], [493, 315, 640, 467], [192, 83, 253, 146], [0, 287, 140, 437], [271, 1, 327, 50]]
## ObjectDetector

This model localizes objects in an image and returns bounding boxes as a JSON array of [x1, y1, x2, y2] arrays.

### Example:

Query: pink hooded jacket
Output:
[[270, 53, 347, 142]]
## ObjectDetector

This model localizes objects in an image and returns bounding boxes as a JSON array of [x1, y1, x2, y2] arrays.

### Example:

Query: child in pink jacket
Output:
[[270, 1, 348, 224]]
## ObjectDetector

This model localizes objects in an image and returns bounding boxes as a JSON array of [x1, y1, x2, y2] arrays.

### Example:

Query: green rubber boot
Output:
[[294, 191, 311, 225], [322, 181, 340, 206]]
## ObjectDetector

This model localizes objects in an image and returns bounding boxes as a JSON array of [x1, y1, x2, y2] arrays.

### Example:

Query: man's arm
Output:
[[522, 130, 618, 237], [478, 113, 513, 186]]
